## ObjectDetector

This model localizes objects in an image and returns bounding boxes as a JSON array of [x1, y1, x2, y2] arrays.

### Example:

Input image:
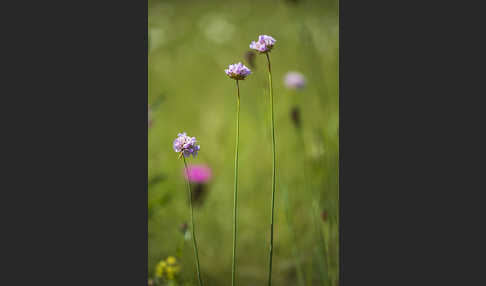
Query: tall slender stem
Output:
[[266, 52, 277, 286], [182, 157, 203, 286], [231, 80, 240, 286]]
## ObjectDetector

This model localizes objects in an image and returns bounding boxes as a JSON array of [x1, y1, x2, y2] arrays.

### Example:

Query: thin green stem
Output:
[[182, 157, 203, 286], [266, 52, 277, 286], [231, 80, 240, 286]]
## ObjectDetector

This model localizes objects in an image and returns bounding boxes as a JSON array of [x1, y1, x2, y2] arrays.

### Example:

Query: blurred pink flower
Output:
[[184, 164, 212, 183], [284, 71, 306, 89]]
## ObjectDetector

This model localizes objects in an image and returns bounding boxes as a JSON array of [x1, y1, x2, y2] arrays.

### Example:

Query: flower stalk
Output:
[[225, 62, 250, 286], [266, 52, 277, 286], [182, 156, 203, 286], [231, 79, 240, 286], [250, 34, 277, 286]]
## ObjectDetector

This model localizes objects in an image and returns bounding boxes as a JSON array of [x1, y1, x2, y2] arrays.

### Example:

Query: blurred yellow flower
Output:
[[155, 256, 180, 281], [166, 256, 177, 265], [166, 266, 175, 280], [155, 261, 167, 278]]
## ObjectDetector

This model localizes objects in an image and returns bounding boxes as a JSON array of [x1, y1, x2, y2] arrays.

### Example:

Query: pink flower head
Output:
[[284, 71, 306, 89], [225, 62, 251, 80], [184, 164, 212, 183], [250, 35, 276, 53]]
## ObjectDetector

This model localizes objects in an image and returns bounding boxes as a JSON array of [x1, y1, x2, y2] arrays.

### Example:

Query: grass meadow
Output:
[[148, 0, 338, 285]]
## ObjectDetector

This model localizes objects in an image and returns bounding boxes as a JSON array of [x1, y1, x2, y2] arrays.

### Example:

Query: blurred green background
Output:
[[148, 0, 338, 285]]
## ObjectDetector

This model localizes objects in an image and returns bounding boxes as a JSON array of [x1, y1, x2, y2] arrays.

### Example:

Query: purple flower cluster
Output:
[[225, 62, 251, 80], [284, 72, 306, 89], [173, 132, 200, 158], [250, 35, 276, 53]]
